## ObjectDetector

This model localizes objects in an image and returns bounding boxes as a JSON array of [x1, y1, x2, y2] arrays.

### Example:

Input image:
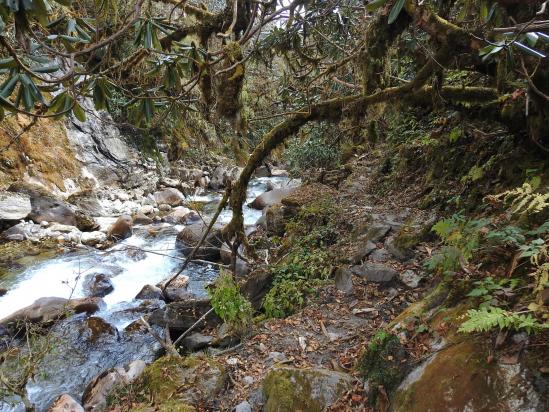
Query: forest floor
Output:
[[211, 153, 436, 410]]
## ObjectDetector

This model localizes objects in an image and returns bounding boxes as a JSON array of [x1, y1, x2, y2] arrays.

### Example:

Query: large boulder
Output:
[[249, 187, 296, 210], [148, 298, 220, 332], [0, 191, 31, 221], [262, 367, 354, 412], [67, 190, 104, 216], [350, 263, 397, 283], [80, 231, 107, 246], [107, 215, 133, 241], [153, 188, 185, 207], [84, 273, 114, 298], [124, 355, 226, 407], [175, 221, 223, 261], [163, 206, 198, 225], [0, 297, 104, 327], [392, 340, 543, 412], [209, 165, 241, 190], [8, 182, 77, 226], [82, 360, 146, 411]]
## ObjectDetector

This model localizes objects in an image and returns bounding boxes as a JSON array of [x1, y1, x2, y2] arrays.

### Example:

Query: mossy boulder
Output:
[[132, 355, 227, 407], [359, 331, 408, 406], [392, 339, 543, 412], [262, 366, 353, 412]]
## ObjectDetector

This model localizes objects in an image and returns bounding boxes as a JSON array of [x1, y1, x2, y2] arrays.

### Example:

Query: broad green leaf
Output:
[[366, 0, 387, 12], [72, 101, 86, 121], [388, 0, 405, 24]]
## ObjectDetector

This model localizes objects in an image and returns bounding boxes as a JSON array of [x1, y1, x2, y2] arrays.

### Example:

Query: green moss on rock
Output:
[[262, 367, 353, 412]]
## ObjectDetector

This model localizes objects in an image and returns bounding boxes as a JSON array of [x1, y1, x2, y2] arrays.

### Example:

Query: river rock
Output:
[[85, 316, 117, 342], [262, 366, 354, 411], [81, 231, 107, 246], [0, 297, 104, 327], [264, 204, 287, 236], [0, 191, 31, 221], [8, 182, 77, 226], [163, 206, 196, 224], [175, 220, 223, 261], [47, 394, 84, 412], [135, 284, 163, 300], [82, 360, 146, 411], [107, 215, 133, 241], [350, 263, 397, 283], [149, 298, 220, 332], [255, 165, 271, 177], [49, 223, 79, 233], [75, 211, 99, 232], [84, 273, 114, 298], [365, 223, 392, 242], [133, 211, 153, 225], [153, 188, 185, 207], [209, 165, 241, 190], [249, 187, 296, 210]]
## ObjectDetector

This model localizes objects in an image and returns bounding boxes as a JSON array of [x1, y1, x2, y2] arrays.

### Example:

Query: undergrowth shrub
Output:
[[285, 124, 340, 174], [263, 199, 337, 318], [208, 272, 253, 334]]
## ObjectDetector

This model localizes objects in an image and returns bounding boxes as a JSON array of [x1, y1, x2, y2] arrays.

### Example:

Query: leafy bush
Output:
[[285, 125, 340, 173], [466, 277, 518, 308], [208, 272, 253, 333], [426, 213, 489, 274]]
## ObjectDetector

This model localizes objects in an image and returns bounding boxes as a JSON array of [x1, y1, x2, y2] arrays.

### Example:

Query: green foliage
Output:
[[466, 277, 518, 308], [427, 213, 489, 273], [208, 272, 253, 333], [459, 306, 548, 334], [263, 199, 337, 318], [285, 126, 340, 174], [489, 183, 549, 216], [359, 330, 407, 405]]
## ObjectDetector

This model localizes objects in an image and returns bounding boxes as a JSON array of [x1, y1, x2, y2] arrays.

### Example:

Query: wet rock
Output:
[[254, 165, 271, 177], [135, 284, 163, 300], [249, 187, 296, 210], [0, 191, 31, 221], [139, 204, 154, 215], [271, 169, 289, 177], [126, 247, 147, 261], [47, 394, 84, 412], [399, 269, 422, 288], [107, 215, 133, 241], [85, 316, 117, 342], [262, 366, 353, 412], [335, 267, 353, 294], [153, 188, 185, 207], [75, 211, 99, 232], [163, 206, 195, 224], [181, 332, 214, 351], [158, 203, 172, 212], [351, 240, 377, 264], [82, 360, 146, 411], [392, 340, 542, 412], [164, 288, 196, 302], [235, 400, 252, 412], [351, 263, 397, 283], [85, 273, 114, 297], [175, 221, 223, 261], [133, 211, 153, 225], [81, 231, 107, 246], [8, 182, 77, 226], [149, 298, 220, 332], [0, 288, 7, 297], [0, 297, 104, 327]]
